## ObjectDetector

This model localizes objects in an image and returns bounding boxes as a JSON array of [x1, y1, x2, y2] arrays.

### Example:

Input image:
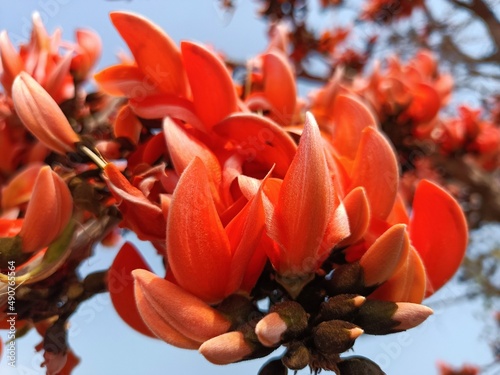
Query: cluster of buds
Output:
[[0, 9, 470, 375]]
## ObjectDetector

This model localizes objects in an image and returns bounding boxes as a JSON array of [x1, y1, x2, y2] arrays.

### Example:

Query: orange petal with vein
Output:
[[133, 269, 231, 342], [359, 224, 410, 286], [108, 242, 155, 337], [181, 41, 237, 129], [167, 158, 231, 303], [110, 11, 188, 96], [134, 280, 200, 349], [1, 163, 44, 211], [19, 166, 73, 253], [409, 180, 467, 295], [338, 187, 370, 247], [348, 128, 398, 220], [262, 51, 296, 125], [330, 94, 377, 159], [94, 64, 148, 97], [270, 113, 334, 276], [12, 72, 80, 154], [368, 247, 426, 303]]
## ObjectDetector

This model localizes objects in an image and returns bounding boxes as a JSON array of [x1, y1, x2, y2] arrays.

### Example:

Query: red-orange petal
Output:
[[133, 269, 231, 342], [181, 41, 237, 130], [262, 50, 296, 126], [103, 163, 166, 242], [338, 187, 371, 247], [94, 64, 149, 97], [359, 224, 410, 286], [114, 105, 142, 144], [12, 72, 80, 154], [134, 279, 200, 349], [409, 179, 468, 295], [213, 113, 297, 178], [1, 163, 44, 211], [110, 11, 188, 97], [269, 113, 334, 276], [166, 158, 231, 303], [0, 31, 23, 92], [19, 166, 73, 253], [368, 247, 426, 303], [330, 94, 378, 160], [108, 242, 155, 337], [163, 117, 221, 184], [348, 127, 398, 220]]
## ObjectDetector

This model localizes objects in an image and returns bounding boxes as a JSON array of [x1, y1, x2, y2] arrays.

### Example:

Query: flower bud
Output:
[[12, 72, 80, 155], [352, 300, 433, 335], [313, 320, 363, 354], [258, 358, 288, 375], [199, 331, 254, 365], [255, 301, 308, 347], [337, 355, 386, 375], [282, 341, 310, 370], [326, 262, 375, 296], [317, 294, 366, 323]]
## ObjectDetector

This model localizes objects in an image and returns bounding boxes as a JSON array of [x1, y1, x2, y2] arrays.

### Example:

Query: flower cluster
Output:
[[0, 10, 469, 375]]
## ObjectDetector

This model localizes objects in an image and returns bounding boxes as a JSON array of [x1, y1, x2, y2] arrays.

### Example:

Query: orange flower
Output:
[[264, 113, 350, 294], [166, 157, 267, 303], [12, 72, 80, 154]]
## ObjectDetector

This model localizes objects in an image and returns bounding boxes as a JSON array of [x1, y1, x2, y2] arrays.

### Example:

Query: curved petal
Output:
[[94, 64, 150, 97], [330, 94, 378, 160], [110, 11, 188, 96], [269, 113, 334, 276], [163, 117, 221, 185], [108, 242, 155, 337], [262, 50, 296, 125], [348, 127, 398, 220], [409, 180, 468, 295], [406, 83, 441, 123], [134, 280, 200, 349], [1, 163, 44, 211], [368, 247, 426, 303], [12, 72, 79, 154], [338, 187, 371, 247], [167, 158, 231, 303], [213, 113, 297, 178], [133, 269, 231, 342], [19, 167, 73, 253], [0, 31, 23, 92], [114, 105, 142, 144], [181, 41, 237, 130]]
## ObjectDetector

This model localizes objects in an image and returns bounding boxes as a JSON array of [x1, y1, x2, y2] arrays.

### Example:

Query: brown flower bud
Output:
[[317, 294, 366, 322], [313, 320, 363, 354], [326, 262, 376, 296], [353, 300, 433, 335], [258, 358, 288, 375], [255, 301, 308, 347], [337, 355, 386, 374], [282, 341, 310, 370]]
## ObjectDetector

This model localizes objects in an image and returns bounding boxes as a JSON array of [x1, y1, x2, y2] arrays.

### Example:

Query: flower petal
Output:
[[213, 113, 297, 178], [133, 269, 231, 342], [167, 157, 231, 303], [181, 41, 237, 130], [110, 11, 188, 96], [409, 180, 468, 295], [12, 72, 80, 154], [269, 113, 333, 276], [348, 127, 398, 220], [108, 242, 155, 337], [94, 64, 150, 97]]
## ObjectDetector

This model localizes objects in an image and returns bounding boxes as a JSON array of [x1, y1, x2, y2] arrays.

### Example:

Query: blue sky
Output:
[[0, 1, 497, 374]]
